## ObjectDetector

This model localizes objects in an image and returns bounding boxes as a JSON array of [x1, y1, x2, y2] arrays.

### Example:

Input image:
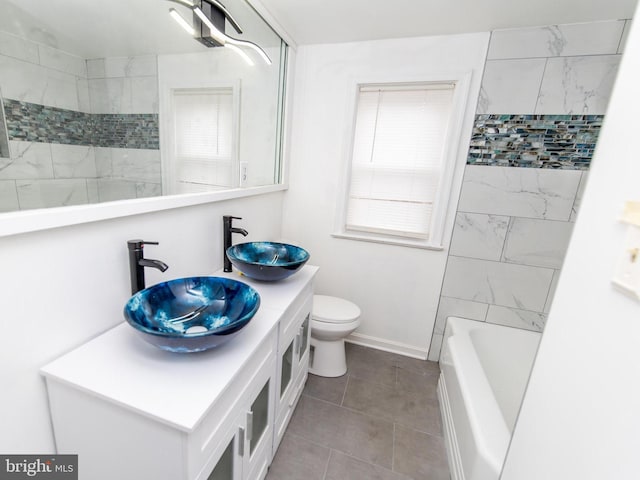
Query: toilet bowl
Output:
[[309, 295, 361, 377]]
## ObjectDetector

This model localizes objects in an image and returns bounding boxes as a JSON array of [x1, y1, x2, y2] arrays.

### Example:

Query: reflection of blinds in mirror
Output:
[[173, 88, 234, 190]]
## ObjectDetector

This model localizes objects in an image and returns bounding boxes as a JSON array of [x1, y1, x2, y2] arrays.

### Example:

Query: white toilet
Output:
[[309, 295, 361, 377]]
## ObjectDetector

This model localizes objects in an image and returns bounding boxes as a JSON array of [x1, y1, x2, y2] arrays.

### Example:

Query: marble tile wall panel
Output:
[[570, 172, 589, 222], [0, 55, 80, 110], [0, 180, 19, 212], [88, 56, 157, 79], [51, 144, 97, 179], [86, 179, 100, 204], [96, 179, 138, 202], [94, 147, 113, 177], [433, 296, 489, 336], [477, 59, 546, 114], [16, 179, 89, 209], [618, 20, 632, 54], [0, 141, 53, 180], [485, 305, 547, 332], [502, 218, 574, 269], [76, 78, 91, 113], [449, 212, 509, 261], [88, 77, 158, 114], [543, 270, 560, 314], [136, 182, 162, 198], [0, 31, 39, 64], [109, 148, 161, 183], [103, 56, 158, 78], [488, 21, 625, 59], [86, 59, 106, 79], [457, 165, 581, 220], [37, 45, 87, 78], [535, 55, 621, 115], [441, 256, 554, 311]]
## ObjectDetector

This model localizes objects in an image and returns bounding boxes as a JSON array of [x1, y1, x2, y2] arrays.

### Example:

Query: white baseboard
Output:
[[345, 332, 428, 360]]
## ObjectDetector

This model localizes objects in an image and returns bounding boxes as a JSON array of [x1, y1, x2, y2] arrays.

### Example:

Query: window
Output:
[[171, 87, 237, 193], [341, 81, 461, 248]]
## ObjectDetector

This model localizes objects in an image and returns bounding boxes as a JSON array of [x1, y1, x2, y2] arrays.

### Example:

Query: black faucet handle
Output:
[[127, 239, 159, 250]]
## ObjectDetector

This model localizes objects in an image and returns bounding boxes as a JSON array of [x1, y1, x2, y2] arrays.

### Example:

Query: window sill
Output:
[[331, 232, 444, 251]]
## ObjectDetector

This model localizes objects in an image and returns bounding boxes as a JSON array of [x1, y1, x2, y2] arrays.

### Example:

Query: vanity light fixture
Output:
[[167, 0, 272, 66], [169, 8, 195, 35]]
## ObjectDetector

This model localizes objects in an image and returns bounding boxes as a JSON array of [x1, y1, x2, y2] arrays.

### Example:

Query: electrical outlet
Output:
[[240, 162, 248, 187]]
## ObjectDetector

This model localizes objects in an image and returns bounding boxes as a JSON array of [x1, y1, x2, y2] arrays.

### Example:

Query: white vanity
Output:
[[40, 265, 317, 480]]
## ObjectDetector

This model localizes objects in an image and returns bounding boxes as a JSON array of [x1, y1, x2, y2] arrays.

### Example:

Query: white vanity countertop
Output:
[[40, 265, 318, 433]]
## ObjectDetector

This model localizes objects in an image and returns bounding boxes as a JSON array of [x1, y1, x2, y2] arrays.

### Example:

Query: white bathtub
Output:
[[437, 317, 541, 480]]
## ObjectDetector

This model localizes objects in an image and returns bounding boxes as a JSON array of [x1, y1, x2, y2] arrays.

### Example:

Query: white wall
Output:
[[0, 191, 284, 452], [501, 8, 640, 479], [281, 33, 488, 357]]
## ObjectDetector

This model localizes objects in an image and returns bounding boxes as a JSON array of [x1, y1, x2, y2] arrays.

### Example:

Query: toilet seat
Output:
[[313, 295, 361, 324]]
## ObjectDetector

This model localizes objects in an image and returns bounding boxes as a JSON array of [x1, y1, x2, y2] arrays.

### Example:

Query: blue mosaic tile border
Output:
[[467, 114, 603, 170], [2, 99, 159, 150]]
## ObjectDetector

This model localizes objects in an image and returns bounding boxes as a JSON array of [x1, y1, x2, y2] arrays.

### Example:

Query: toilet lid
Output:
[[313, 295, 361, 324]]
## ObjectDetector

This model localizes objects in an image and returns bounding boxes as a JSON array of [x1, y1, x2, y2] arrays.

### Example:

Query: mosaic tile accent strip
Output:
[[0, 98, 8, 158], [2, 99, 159, 150], [468, 114, 603, 170]]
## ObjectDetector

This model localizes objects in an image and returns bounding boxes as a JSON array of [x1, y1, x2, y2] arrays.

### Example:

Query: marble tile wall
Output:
[[0, 31, 160, 211], [428, 20, 628, 360]]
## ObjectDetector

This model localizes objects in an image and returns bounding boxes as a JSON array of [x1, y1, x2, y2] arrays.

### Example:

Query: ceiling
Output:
[[0, 0, 637, 58], [260, 0, 638, 45]]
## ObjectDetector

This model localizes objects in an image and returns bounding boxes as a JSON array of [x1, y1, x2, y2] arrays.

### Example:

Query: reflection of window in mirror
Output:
[[0, 91, 9, 158], [170, 86, 240, 194]]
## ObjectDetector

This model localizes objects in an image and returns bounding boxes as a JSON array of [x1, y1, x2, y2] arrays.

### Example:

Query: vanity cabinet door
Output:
[[202, 419, 243, 480], [241, 360, 275, 480], [273, 297, 313, 454]]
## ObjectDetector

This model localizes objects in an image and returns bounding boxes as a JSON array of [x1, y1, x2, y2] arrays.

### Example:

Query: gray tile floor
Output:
[[266, 343, 450, 480]]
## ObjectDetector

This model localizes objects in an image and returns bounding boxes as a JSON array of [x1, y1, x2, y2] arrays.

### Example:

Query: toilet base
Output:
[[309, 337, 347, 377]]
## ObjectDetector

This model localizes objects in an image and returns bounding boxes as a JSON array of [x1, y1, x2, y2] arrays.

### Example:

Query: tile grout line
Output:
[[340, 373, 350, 406], [321, 448, 333, 480], [391, 421, 397, 475]]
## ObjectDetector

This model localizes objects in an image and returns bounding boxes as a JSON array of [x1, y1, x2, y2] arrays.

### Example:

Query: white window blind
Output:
[[173, 88, 234, 190], [346, 83, 455, 239]]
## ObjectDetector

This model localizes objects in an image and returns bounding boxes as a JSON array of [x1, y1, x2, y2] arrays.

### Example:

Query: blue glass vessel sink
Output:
[[123, 276, 260, 353], [226, 242, 310, 282]]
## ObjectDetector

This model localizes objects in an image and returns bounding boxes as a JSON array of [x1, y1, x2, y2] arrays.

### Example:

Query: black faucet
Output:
[[223, 215, 248, 272], [127, 240, 169, 295]]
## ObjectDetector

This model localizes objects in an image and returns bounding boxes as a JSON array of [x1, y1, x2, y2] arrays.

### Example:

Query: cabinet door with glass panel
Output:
[[273, 296, 312, 451], [202, 351, 275, 480]]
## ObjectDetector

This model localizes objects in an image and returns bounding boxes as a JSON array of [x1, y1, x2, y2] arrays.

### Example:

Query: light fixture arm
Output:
[[166, 0, 242, 34]]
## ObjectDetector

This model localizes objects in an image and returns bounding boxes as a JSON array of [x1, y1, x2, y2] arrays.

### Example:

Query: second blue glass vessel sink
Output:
[[124, 276, 260, 353], [226, 242, 310, 281]]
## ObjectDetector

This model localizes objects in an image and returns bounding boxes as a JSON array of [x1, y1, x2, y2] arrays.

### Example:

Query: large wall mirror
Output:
[[0, 0, 288, 214]]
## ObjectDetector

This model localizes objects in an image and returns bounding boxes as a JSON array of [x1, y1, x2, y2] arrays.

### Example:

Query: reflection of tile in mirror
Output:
[[0, 95, 9, 158]]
